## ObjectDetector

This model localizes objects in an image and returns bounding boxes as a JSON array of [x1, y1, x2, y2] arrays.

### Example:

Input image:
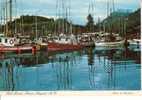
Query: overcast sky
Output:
[[0, 0, 141, 25]]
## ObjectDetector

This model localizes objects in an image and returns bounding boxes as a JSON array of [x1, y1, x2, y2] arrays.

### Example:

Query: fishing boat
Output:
[[48, 34, 83, 52], [34, 36, 48, 51], [94, 0, 125, 48], [95, 40, 125, 47], [79, 33, 95, 47], [0, 33, 36, 53], [0, 0, 37, 54], [0, 34, 17, 47], [94, 33, 125, 47]]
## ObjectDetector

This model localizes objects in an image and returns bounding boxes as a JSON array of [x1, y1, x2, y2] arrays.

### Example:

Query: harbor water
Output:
[[0, 46, 141, 91]]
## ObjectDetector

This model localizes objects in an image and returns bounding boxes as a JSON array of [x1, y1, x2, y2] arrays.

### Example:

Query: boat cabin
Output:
[[0, 33, 16, 47], [53, 34, 78, 44]]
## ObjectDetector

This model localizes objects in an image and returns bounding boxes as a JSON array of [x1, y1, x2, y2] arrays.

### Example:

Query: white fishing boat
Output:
[[0, 33, 18, 47], [0, 33, 36, 53], [95, 40, 125, 47], [94, 33, 125, 47]]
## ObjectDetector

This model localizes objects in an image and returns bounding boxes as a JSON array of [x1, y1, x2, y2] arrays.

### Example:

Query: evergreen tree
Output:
[[86, 14, 94, 32]]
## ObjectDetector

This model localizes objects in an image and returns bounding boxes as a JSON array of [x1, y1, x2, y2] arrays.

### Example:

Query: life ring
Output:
[[9, 39, 14, 45]]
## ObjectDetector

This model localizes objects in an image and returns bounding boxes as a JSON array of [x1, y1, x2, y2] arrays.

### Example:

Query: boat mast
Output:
[[35, 15, 38, 40], [107, 0, 115, 33], [56, 0, 61, 35], [0, 1, 3, 33], [13, 0, 17, 34], [4, 0, 14, 36], [8, 0, 13, 36], [65, 5, 68, 35], [56, 0, 68, 35], [88, 0, 95, 32], [61, 0, 65, 34], [9, 0, 12, 27], [0, 1, 6, 34], [55, 0, 58, 35], [106, 0, 109, 32], [68, 0, 72, 34], [21, 0, 24, 35], [3, 3, 5, 34], [5, 0, 8, 36], [65, 0, 72, 35]]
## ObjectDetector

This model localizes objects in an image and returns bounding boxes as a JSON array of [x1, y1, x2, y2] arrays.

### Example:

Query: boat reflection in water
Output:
[[0, 46, 141, 91]]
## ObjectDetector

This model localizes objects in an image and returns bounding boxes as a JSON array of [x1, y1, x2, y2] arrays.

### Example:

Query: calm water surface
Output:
[[0, 46, 141, 91]]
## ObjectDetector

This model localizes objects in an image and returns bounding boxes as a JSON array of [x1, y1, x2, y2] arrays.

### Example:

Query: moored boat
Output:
[[79, 33, 95, 47], [94, 32, 125, 47], [34, 37, 48, 51], [0, 34, 18, 47], [48, 34, 84, 52], [95, 40, 125, 47], [0, 33, 36, 53]]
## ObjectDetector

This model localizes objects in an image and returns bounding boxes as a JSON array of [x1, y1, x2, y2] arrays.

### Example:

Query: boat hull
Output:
[[95, 40, 125, 47], [48, 42, 84, 52]]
